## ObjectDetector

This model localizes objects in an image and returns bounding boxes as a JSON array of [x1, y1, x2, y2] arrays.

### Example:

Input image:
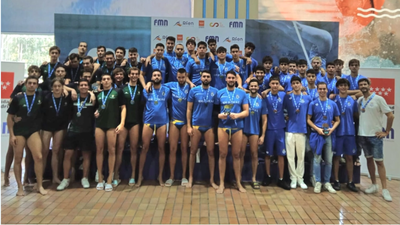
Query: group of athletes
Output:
[[4, 37, 394, 202]]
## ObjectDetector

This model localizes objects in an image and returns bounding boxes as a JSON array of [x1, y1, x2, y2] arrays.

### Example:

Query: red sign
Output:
[[199, 20, 204, 28], [369, 78, 395, 105], [177, 34, 183, 41], [1, 72, 14, 99]]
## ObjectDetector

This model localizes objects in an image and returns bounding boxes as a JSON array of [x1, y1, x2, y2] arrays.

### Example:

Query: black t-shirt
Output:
[[65, 65, 83, 83], [95, 88, 125, 129], [40, 62, 60, 82], [69, 94, 96, 133], [41, 91, 73, 131]]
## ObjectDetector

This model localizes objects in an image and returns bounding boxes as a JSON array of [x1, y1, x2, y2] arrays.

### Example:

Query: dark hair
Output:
[[69, 53, 79, 61], [51, 77, 65, 87], [348, 59, 360, 67], [112, 68, 125, 76], [201, 69, 211, 76], [290, 75, 302, 84], [279, 57, 289, 64], [216, 46, 227, 53], [78, 78, 90, 86], [54, 64, 66, 71], [254, 65, 266, 74], [230, 44, 240, 51], [101, 73, 112, 79], [336, 78, 350, 88], [317, 82, 327, 89], [152, 69, 162, 75], [289, 60, 297, 65], [248, 78, 259, 87], [269, 75, 280, 84], [49, 46, 60, 54], [262, 56, 273, 64], [245, 42, 256, 50], [97, 46, 106, 52], [306, 69, 316, 75], [177, 68, 187, 74], [105, 51, 114, 57], [129, 47, 138, 53], [207, 39, 216, 45], [334, 59, 344, 66], [79, 41, 87, 46], [298, 59, 307, 66], [155, 43, 165, 49], [226, 70, 236, 77], [115, 46, 126, 55], [326, 62, 335, 67], [186, 39, 196, 47], [166, 36, 176, 43], [82, 68, 92, 75], [83, 55, 94, 63], [358, 78, 370, 85], [28, 65, 40, 73], [128, 67, 140, 74], [25, 75, 39, 84], [197, 41, 207, 48]]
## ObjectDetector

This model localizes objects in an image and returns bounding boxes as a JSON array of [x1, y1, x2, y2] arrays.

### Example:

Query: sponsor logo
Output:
[[174, 21, 194, 26], [229, 21, 243, 28], [205, 36, 219, 42], [177, 34, 183, 41], [1, 72, 14, 99], [199, 20, 205, 28], [223, 37, 231, 42], [153, 35, 169, 41], [369, 78, 395, 105], [186, 37, 198, 41], [209, 22, 223, 27], [153, 19, 168, 26]]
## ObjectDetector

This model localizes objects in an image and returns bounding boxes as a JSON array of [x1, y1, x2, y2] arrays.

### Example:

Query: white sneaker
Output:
[[95, 170, 99, 182], [324, 183, 337, 194], [290, 179, 297, 189], [314, 182, 322, 193], [365, 184, 379, 194], [382, 189, 392, 202], [298, 180, 308, 190], [56, 179, 70, 191], [81, 177, 90, 189]]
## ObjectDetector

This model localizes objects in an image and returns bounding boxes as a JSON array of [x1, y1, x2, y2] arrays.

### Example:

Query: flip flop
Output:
[[128, 178, 136, 186], [112, 179, 121, 188], [96, 181, 105, 191], [165, 179, 174, 187], [105, 183, 113, 192], [252, 181, 260, 189], [181, 178, 189, 186]]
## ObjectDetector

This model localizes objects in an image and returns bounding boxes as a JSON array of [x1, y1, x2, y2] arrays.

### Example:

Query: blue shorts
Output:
[[144, 123, 167, 131], [334, 135, 357, 156], [265, 129, 286, 156], [171, 119, 185, 130], [193, 125, 212, 134], [358, 136, 383, 161]]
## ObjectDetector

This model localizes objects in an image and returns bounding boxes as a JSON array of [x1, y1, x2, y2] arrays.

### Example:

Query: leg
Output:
[[82, 151, 91, 179], [95, 128, 106, 183], [375, 161, 387, 189], [367, 157, 376, 184], [187, 129, 202, 188], [114, 127, 128, 184], [180, 125, 189, 182], [231, 130, 245, 193], [63, 150, 74, 179], [204, 129, 218, 189], [23, 147, 33, 186], [295, 133, 306, 183], [345, 155, 354, 183], [333, 156, 340, 181], [27, 132, 47, 195], [217, 128, 229, 194], [168, 123, 180, 182], [285, 132, 297, 183], [313, 154, 322, 183], [40, 130, 53, 177], [323, 136, 333, 184], [136, 125, 153, 187], [50, 130, 66, 184], [4, 143, 14, 186], [156, 125, 167, 186], [13, 136, 26, 195], [239, 134, 248, 179], [264, 156, 271, 176], [248, 135, 259, 183], [129, 125, 140, 183], [106, 129, 117, 184], [278, 156, 285, 179]]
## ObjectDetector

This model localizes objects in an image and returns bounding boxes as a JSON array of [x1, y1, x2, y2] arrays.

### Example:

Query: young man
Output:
[[142, 43, 171, 89], [113, 67, 143, 187], [186, 41, 212, 86], [297, 59, 308, 85], [262, 75, 290, 190], [207, 38, 233, 62], [164, 68, 190, 186], [318, 62, 338, 98], [40, 46, 61, 82], [284, 76, 312, 189], [80, 56, 102, 85], [212, 47, 242, 90], [241, 79, 267, 189], [231, 44, 249, 82], [277, 58, 292, 92], [334, 59, 346, 79], [307, 82, 340, 194], [164, 36, 176, 59], [305, 69, 319, 100], [332, 78, 359, 192], [186, 70, 218, 189], [168, 44, 190, 83], [357, 78, 394, 202], [115, 46, 127, 68], [112, 68, 125, 88], [57, 79, 96, 190], [344, 59, 365, 98], [215, 71, 249, 193], [94, 74, 126, 191], [288, 60, 298, 76], [102, 51, 118, 76], [244, 42, 258, 74], [66, 53, 82, 85], [137, 69, 171, 187], [242, 66, 269, 95], [96, 45, 106, 68], [77, 41, 88, 62], [125, 47, 142, 73], [7, 76, 47, 196]]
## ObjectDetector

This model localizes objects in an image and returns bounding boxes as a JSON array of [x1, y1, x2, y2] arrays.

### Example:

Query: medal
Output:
[[152, 86, 162, 106], [337, 95, 350, 115], [52, 94, 63, 117], [47, 62, 59, 78], [217, 61, 227, 78], [77, 94, 88, 117], [101, 105, 106, 109], [24, 93, 36, 117], [154, 101, 158, 105], [128, 84, 138, 105], [248, 95, 258, 116], [176, 82, 188, 103], [201, 85, 210, 106], [291, 93, 303, 114], [274, 109, 278, 113], [323, 116, 327, 120], [296, 109, 300, 113], [318, 98, 329, 121], [361, 93, 375, 113], [251, 110, 255, 115], [349, 74, 361, 90], [101, 88, 113, 110], [361, 108, 365, 112], [76, 112, 81, 117], [155, 58, 164, 70], [130, 100, 135, 104], [178, 98, 182, 102], [268, 93, 279, 114]]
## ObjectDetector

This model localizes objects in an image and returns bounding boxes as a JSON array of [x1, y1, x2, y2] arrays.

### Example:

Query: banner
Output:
[[151, 17, 246, 54], [1, 61, 26, 172], [359, 68, 400, 179]]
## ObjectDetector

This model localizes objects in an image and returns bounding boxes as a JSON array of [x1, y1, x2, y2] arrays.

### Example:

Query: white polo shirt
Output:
[[357, 94, 391, 136]]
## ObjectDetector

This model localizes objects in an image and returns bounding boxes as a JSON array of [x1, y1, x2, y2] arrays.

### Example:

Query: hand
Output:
[[16, 92, 23, 96], [121, 59, 127, 67], [115, 124, 124, 134], [64, 60, 70, 67], [10, 135, 17, 147], [273, 66, 280, 74], [63, 89, 69, 97], [71, 89, 78, 101], [245, 76, 252, 84], [235, 65, 240, 72], [189, 82, 196, 88], [351, 95, 357, 100], [17, 80, 24, 86], [237, 86, 245, 91], [94, 110, 99, 118], [317, 128, 325, 136], [376, 131, 388, 139], [194, 57, 200, 65], [13, 116, 22, 123], [89, 92, 96, 103], [321, 68, 326, 76], [261, 89, 270, 98], [145, 82, 152, 92], [93, 63, 100, 71], [140, 57, 146, 63], [218, 113, 228, 120], [286, 91, 293, 95], [302, 91, 308, 95], [145, 57, 151, 66], [285, 116, 289, 121], [329, 94, 336, 100], [187, 126, 194, 137], [327, 128, 334, 136], [42, 61, 48, 66], [258, 136, 264, 145], [246, 58, 252, 65], [229, 113, 238, 120]]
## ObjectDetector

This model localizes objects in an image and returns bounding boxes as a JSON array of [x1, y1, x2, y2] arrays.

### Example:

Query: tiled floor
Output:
[[1, 172, 399, 224]]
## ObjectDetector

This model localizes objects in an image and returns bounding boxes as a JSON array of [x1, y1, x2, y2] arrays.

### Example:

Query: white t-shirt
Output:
[[358, 94, 391, 136]]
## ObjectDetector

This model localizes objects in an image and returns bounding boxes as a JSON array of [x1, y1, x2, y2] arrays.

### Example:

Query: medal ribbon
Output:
[[101, 88, 113, 107], [177, 82, 188, 100], [317, 98, 329, 118], [361, 93, 376, 111], [52, 94, 63, 115], [291, 93, 303, 111], [47, 62, 59, 78], [77, 94, 89, 115], [336, 95, 350, 114], [24, 93, 36, 116], [268, 93, 279, 112], [128, 85, 138, 103]]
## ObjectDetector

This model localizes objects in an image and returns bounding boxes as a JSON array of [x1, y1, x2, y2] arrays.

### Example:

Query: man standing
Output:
[[344, 59, 365, 98], [231, 44, 249, 82], [142, 43, 171, 88], [186, 41, 212, 86], [96, 46, 106, 68], [40, 46, 61, 82], [357, 78, 394, 202], [212, 47, 242, 90], [125, 47, 143, 73], [244, 42, 258, 74]]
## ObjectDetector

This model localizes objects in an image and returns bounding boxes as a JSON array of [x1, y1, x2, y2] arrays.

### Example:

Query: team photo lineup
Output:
[[5, 36, 395, 202]]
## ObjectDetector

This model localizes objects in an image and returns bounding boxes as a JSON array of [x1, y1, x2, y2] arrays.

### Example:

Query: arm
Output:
[[236, 74, 243, 87], [307, 114, 324, 135], [186, 101, 194, 136], [328, 116, 340, 135], [376, 112, 395, 138], [64, 86, 77, 101], [116, 105, 126, 134], [207, 52, 215, 61], [139, 70, 148, 90], [259, 114, 267, 145], [7, 114, 17, 147], [240, 56, 252, 65], [230, 104, 249, 120]]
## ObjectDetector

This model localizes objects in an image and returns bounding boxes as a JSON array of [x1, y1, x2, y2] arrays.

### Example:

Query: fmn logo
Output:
[[369, 78, 395, 105], [154, 19, 168, 26]]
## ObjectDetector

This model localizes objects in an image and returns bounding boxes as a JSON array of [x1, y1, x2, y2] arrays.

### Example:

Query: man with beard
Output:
[[357, 78, 394, 202], [115, 46, 127, 68], [242, 66, 269, 94], [241, 79, 267, 189], [65, 42, 87, 64], [79, 56, 102, 85], [244, 42, 258, 74], [40, 46, 61, 82], [125, 47, 143, 74], [186, 41, 212, 86], [186, 70, 219, 189], [167, 44, 190, 83], [65, 53, 82, 86], [142, 43, 172, 91], [215, 71, 249, 194], [137, 69, 171, 187], [96, 46, 106, 69], [311, 56, 325, 79]]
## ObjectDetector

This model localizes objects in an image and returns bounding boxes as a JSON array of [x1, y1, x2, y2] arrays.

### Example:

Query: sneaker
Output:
[[314, 182, 322, 193], [346, 182, 358, 192], [262, 175, 271, 186], [56, 179, 70, 191], [365, 184, 379, 194], [277, 179, 291, 190], [81, 178, 90, 189], [298, 180, 308, 190], [324, 183, 337, 194], [290, 179, 297, 189], [382, 189, 392, 202], [333, 180, 341, 191]]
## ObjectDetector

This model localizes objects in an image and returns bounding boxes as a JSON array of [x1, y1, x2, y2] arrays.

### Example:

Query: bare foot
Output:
[[135, 177, 143, 187], [210, 181, 219, 190], [38, 186, 48, 195], [216, 185, 225, 194], [158, 177, 165, 187], [16, 188, 25, 196], [237, 183, 247, 193], [186, 178, 193, 188], [52, 178, 61, 184], [32, 183, 38, 190], [4, 178, 10, 187]]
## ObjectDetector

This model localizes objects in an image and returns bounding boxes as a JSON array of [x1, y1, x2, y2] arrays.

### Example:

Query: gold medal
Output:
[[178, 98, 182, 102], [251, 110, 255, 115], [154, 101, 158, 105]]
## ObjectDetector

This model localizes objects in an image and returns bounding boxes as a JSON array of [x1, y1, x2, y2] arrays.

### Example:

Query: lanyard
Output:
[[307, 87, 316, 98], [48, 62, 59, 78], [24, 93, 36, 116], [176, 83, 188, 100], [317, 98, 329, 118], [291, 93, 303, 112], [349, 74, 360, 90], [152, 86, 162, 104], [77, 94, 89, 115], [217, 61, 227, 75], [128, 84, 138, 104], [226, 88, 236, 104], [155, 59, 164, 70], [336, 95, 350, 114], [201, 85, 210, 105], [52, 94, 63, 116], [70, 64, 80, 82], [248, 95, 258, 111], [361, 93, 375, 112], [325, 76, 337, 92], [101, 88, 113, 108], [268, 92, 279, 112], [106, 62, 117, 74]]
